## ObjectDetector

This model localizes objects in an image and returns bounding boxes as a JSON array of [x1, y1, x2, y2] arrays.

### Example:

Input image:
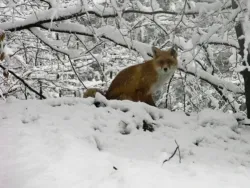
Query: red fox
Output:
[[0, 32, 5, 61], [84, 47, 178, 106]]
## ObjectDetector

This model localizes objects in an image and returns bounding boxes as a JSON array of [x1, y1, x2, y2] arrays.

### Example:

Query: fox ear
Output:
[[152, 46, 161, 58], [170, 46, 177, 58]]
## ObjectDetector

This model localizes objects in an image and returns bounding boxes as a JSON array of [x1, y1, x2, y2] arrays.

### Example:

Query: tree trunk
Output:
[[242, 70, 250, 118], [232, 0, 250, 118]]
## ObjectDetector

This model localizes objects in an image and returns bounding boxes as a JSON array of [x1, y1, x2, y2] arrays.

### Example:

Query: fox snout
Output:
[[159, 65, 169, 72]]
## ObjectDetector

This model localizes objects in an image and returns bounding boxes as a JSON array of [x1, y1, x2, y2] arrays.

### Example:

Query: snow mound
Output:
[[0, 97, 250, 188], [198, 108, 238, 128]]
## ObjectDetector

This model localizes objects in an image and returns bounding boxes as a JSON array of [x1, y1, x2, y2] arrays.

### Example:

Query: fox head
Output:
[[152, 46, 178, 74]]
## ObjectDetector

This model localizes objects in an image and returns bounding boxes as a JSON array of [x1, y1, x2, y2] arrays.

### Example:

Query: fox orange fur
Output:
[[0, 32, 5, 61], [84, 47, 178, 106]]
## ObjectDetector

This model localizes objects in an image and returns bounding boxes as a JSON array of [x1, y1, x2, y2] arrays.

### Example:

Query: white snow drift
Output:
[[0, 96, 250, 188]]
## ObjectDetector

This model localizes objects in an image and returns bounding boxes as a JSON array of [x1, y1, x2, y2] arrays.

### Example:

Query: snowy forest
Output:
[[1, 0, 250, 188], [1, 0, 250, 116]]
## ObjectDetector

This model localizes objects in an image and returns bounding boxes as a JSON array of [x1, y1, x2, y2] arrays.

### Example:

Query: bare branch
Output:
[[29, 27, 87, 89], [0, 64, 46, 99]]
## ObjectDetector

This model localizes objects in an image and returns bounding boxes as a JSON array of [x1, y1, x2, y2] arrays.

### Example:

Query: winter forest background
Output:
[[0, 0, 250, 118], [2, 1, 250, 187]]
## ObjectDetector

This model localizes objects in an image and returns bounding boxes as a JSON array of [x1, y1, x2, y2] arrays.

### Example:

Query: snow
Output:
[[0, 3, 116, 31], [0, 0, 243, 97], [30, 27, 82, 59], [136, 1, 154, 12], [179, 62, 243, 94], [1, 97, 250, 188], [35, 21, 243, 94]]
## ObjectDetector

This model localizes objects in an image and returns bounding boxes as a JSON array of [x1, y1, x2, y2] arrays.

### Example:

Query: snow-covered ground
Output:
[[1, 96, 250, 188]]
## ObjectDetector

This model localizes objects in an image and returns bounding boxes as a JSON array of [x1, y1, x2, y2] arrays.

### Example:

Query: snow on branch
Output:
[[38, 22, 243, 94], [29, 27, 87, 89], [189, 1, 231, 13], [0, 1, 232, 32], [0, 64, 46, 99], [41, 23, 152, 60], [0, 0, 242, 96], [29, 27, 82, 58], [199, 35, 239, 49], [0, 4, 114, 32], [178, 64, 243, 94]]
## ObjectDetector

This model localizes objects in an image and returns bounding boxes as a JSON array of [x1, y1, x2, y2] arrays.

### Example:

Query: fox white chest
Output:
[[150, 67, 176, 93]]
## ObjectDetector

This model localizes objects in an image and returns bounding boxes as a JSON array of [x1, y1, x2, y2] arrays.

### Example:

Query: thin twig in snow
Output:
[[162, 140, 181, 164]]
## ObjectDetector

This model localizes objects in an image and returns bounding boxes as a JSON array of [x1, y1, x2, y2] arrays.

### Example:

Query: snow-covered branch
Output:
[[0, 0, 246, 113], [178, 65, 243, 94], [29, 27, 87, 89], [40, 22, 243, 94], [0, 64, 46, 99], [0, 1, 233, 32]]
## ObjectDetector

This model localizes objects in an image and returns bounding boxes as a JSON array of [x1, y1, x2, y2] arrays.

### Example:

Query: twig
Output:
[[75, 35, 107, 83], [40, 0, 52, 9], [162, 140, 181, 164], [68, 57, 87, 89], [29, 28, 87, 89], [165, 75, 174, 109], [22, 42, 28, 64], [35, 38, 40, 66], [0, 64, 46, 99], [175, 140, 181, 163]]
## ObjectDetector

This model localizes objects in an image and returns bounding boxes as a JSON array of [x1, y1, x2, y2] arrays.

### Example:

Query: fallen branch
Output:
[[162, 140, 181, 164], [0, 64, 46, 99]]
